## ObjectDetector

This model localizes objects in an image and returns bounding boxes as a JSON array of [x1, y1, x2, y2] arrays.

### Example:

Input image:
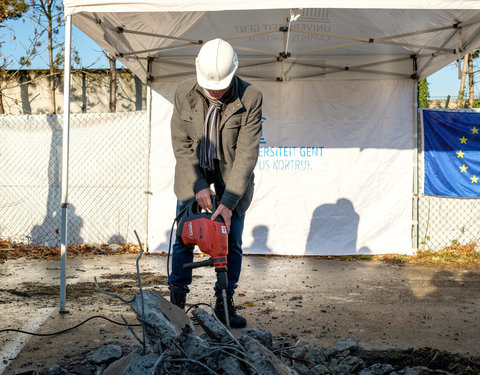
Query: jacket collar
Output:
[[185, 76, 245, 126]]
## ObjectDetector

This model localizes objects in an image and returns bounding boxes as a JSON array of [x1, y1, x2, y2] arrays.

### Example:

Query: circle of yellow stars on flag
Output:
[[456, 126, 478, 184]]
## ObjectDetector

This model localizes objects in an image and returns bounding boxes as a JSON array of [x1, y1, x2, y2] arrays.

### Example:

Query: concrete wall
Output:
[[428, 98, 459, 109], [0, 70, 470, 114], [1, 69, 146, 114]]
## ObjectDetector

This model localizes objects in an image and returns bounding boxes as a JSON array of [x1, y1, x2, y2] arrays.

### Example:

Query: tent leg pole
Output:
[[60, 14, 73, 314], [60, 204, 69, 313], [412, 80, 419, 253], [145, 82, 152, 252]]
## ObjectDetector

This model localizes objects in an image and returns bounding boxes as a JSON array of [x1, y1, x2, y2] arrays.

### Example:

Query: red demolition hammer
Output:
[[176, 196, 230, 327]]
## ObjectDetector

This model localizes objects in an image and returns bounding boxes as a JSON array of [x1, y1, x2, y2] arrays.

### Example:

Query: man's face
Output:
[[206, 88, 229, 100]]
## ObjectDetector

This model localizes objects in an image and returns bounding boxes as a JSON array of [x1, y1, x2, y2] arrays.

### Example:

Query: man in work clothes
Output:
[[168, 38, 263, 328]]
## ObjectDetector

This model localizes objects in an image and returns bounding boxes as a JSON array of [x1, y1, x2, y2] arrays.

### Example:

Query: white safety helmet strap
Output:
[[195, 38, 238, 90]]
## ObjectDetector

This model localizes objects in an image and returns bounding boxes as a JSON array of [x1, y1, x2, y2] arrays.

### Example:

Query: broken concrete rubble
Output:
[[241, 334, 298, 375], [109, 291, 301, 374], [242, 326, 273, 350], [129, 291, 193, 352], [47, 365, 68, 375], [86, 343, 122, 365], [34, 268, 480, 375], [191, 307, 231, 343], [98, 290, 478, 375], [49, 290, 470, 374], [332, 335, 359, 352], [103, 351, 137, 375]]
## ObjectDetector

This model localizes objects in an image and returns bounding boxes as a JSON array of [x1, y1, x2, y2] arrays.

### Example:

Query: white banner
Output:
[[149, 79, 414, 255]]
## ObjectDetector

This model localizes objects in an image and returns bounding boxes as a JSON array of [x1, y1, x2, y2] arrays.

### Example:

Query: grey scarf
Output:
[[200, 89, 224, 171]]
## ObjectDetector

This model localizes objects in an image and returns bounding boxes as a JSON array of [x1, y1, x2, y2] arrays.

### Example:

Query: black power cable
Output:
[[0, 315, 141, 337], [167, 200, 191, 281]]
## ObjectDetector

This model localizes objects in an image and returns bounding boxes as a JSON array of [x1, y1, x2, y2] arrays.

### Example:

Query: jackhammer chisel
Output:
[[176, 196, 230, 328]]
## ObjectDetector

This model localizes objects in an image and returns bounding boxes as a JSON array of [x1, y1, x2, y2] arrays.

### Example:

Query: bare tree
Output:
[[30, 0, 63, 114], [108, 53, 117, 112], [457, 53, 469, 108], [0, 0, 29, 114], [0, 0, 37, 114], [468, 50, 476, 108]]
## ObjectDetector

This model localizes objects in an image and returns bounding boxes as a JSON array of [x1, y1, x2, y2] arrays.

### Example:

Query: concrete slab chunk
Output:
[[304, 347, 328, 364], [86, 343, 122, 364], [192, 307, 231, 343], [103, 350, 137, 375], [130, 291, 193, 350], [47, 365, 68, 375], [123, 350, 159, 375], [241, 334, 298, 375], [242, 326, 273, 349], [182, 335, 209, 359], [218, 355, 246, 375], [332, 335, 359, 352], [359, 363, 394, 375]]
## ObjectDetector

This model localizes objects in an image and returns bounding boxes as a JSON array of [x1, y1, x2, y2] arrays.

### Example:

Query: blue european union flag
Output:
[[423, 110, 480, 197]]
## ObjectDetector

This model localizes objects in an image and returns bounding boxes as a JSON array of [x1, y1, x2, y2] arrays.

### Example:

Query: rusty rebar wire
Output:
[[209, 304, 245, 351], [194, 344, 261, 375], [200, 339, 261, 374], [273, 339, 301, 353], [150, 348, 175, 375], [218, 349, 261, 375], [134, 229, 147, 355], [280, 336, 286, 361], [205, 342, 249, 360], [120, 314, 144, 348], [93, 276, 135, 304], [164, 358, 220, 375], [174, 341, 189, 359]]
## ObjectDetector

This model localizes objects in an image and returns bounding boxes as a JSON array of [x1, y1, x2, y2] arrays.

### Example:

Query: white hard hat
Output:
[[195, 38, 238, 90]]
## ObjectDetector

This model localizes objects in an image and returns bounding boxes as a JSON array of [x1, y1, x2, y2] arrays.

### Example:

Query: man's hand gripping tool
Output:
[[176, 196, 230, 327]]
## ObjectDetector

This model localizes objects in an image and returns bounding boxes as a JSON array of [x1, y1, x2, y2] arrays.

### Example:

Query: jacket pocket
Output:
[[180, 112, 201, 142], [223, 115, 244, 147]]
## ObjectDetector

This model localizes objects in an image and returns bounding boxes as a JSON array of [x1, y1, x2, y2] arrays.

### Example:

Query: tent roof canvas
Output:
[[63, 1, 480, 84]]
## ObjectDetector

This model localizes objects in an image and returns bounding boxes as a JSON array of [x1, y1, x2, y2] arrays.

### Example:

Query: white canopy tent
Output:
[[64, 3, 480, 82], [59, 1, 480, 310]]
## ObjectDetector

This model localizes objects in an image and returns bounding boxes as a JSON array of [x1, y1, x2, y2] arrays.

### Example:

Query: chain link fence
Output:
[[0, 111, 149, 246], [3, 107, 479, 251], [417, 108, 480, 251]]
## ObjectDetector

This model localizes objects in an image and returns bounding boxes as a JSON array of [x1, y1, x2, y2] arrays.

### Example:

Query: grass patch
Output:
[[376, 242, 480, 267]]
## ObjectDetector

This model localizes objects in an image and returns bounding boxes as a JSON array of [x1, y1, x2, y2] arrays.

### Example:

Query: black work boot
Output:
[[169, 286, 186, 310], [214, 291, 247, 328]]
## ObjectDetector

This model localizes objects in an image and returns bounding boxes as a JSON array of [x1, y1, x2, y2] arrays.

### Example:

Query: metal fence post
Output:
[[145, 59, 154, 252], [412, 81, 419, 251], [60, 14, 73, 314]]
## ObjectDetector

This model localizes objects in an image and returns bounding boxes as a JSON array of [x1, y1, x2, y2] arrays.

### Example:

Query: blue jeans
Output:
[[168, 200, 245, 294]]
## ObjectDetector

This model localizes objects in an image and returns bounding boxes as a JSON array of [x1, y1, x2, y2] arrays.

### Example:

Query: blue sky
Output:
[[1, 15, 468, 99], [427, 63, 463, 99]]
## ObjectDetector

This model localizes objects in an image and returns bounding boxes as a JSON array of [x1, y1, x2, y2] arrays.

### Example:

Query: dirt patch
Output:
[[0, 240, 144, 261], [357, 347, 480, 374], [0, 273, 169, 302]]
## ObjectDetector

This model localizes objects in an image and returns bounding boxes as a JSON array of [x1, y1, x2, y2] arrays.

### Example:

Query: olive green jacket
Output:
[[170, 75, 263, 216]]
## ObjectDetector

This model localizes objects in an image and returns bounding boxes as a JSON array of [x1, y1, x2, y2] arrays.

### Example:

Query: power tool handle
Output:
[[210, 194, 219, 212], [186, 194, 219, 215], [183, 258, 214, 269]]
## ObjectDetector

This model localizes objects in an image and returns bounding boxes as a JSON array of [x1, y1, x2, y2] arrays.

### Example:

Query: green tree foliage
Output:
[[0, 0, 29, 24], [418, 79, 429, 108], [0, 0, 32, 114]]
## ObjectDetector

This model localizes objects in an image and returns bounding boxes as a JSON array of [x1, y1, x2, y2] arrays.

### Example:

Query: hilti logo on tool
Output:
[[188, 222, 193, 236], [221, 226, 227, 234]]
